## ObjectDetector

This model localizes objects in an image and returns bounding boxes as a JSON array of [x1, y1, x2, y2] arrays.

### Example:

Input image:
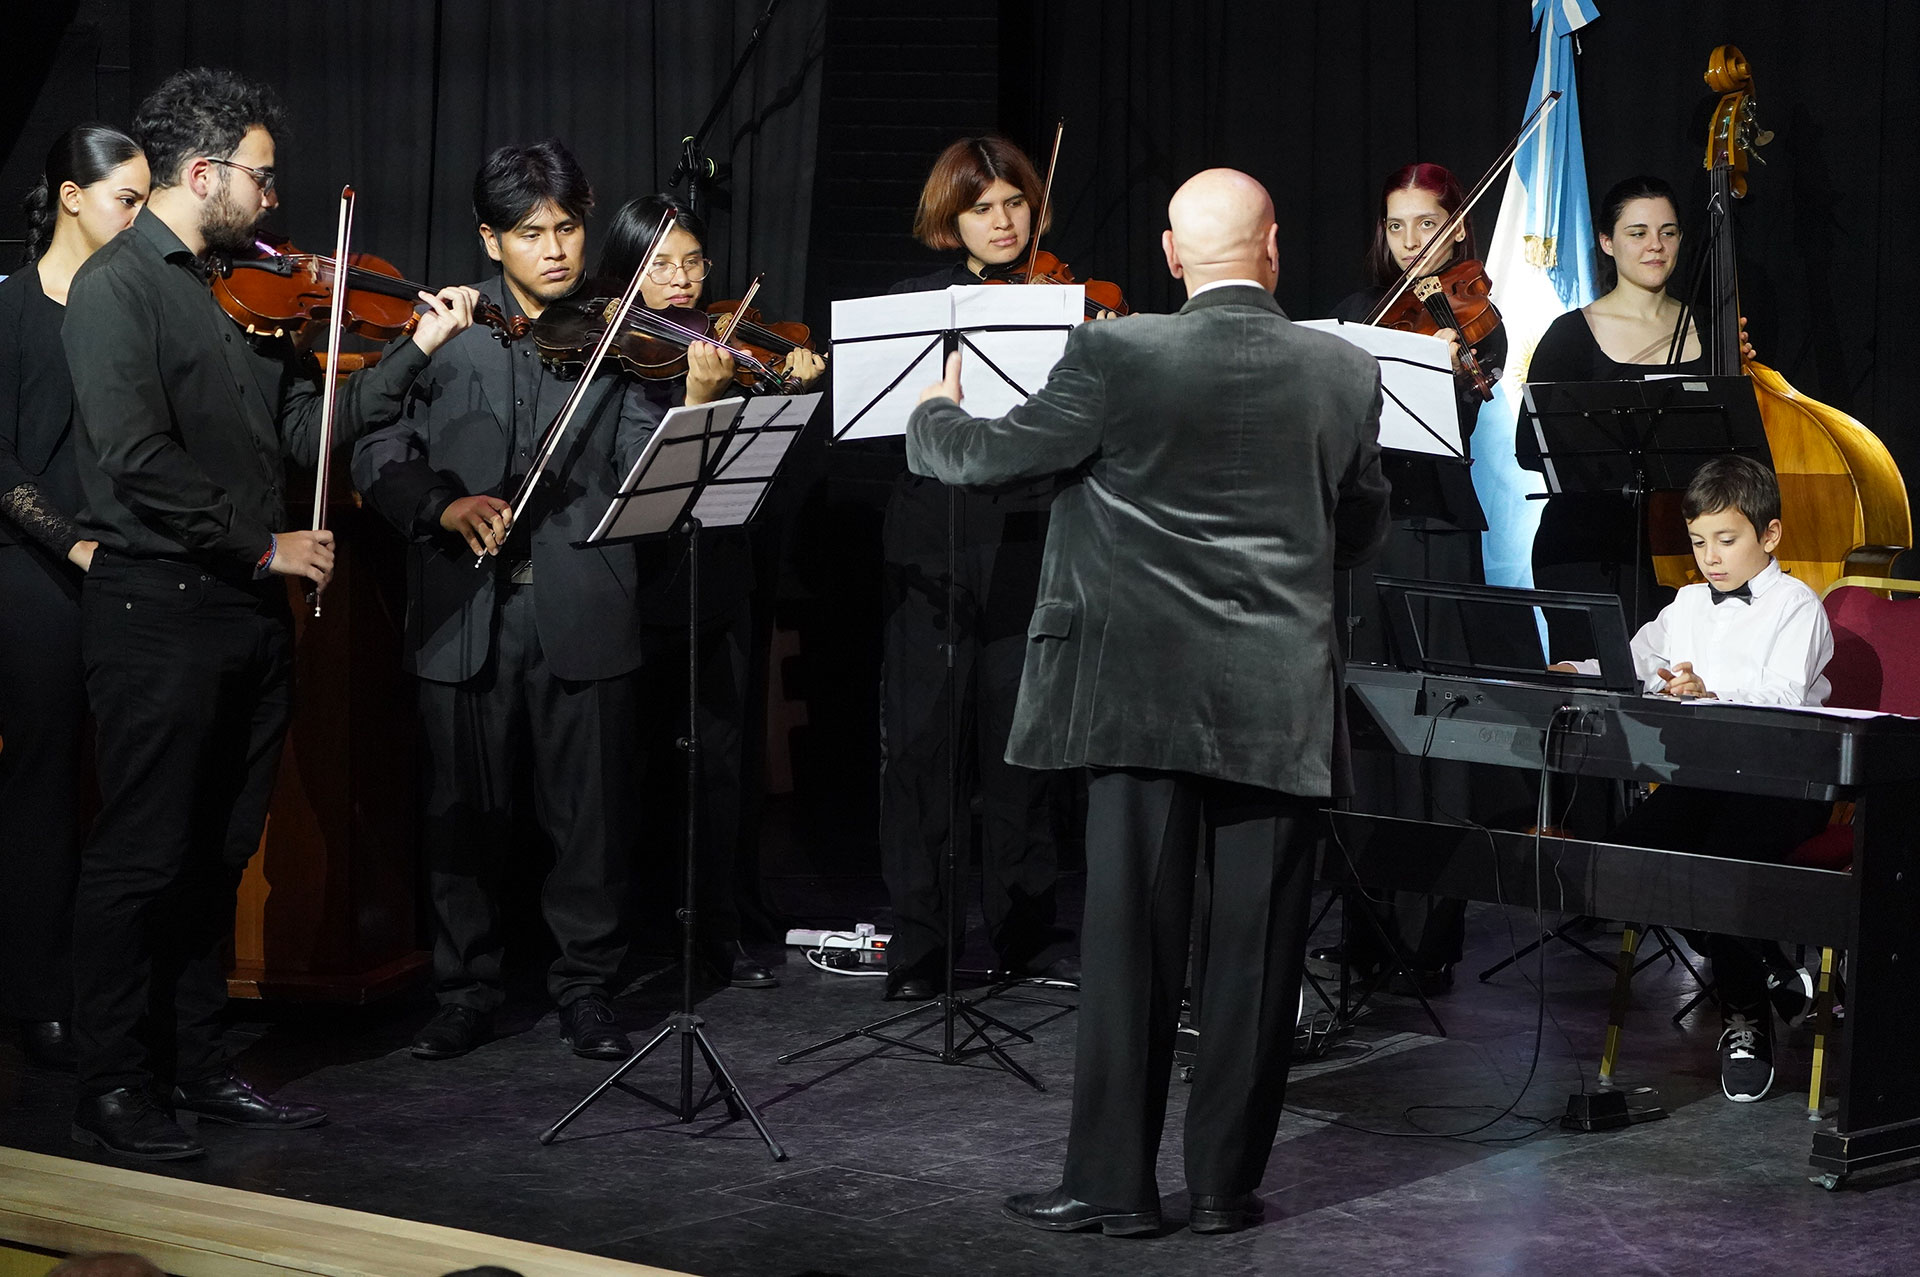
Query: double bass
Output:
[[1647, 47, 1910, 594]]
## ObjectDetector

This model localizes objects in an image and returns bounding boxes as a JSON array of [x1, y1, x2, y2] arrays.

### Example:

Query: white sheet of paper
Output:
[[830, 292, 949, 442], [1297, 319, 1463, 458], [948, 284, 1083, 420], [830, 287, 1081, 439], [590, 400, 743, 542]]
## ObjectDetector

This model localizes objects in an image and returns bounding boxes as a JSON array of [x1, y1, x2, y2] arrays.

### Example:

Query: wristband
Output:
[[254, 534, 277, 580]]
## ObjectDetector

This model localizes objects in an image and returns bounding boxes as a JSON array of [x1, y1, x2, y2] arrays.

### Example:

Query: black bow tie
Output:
[[1710, 581, 1754, 605]]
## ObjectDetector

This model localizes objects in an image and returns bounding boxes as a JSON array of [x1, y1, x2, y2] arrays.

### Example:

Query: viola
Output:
[[1373, 258, 1500, 401], [211, 236, 525, 345]]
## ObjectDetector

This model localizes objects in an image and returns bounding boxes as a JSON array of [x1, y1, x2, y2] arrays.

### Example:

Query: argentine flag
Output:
[[1474, 0, 1603, 591]]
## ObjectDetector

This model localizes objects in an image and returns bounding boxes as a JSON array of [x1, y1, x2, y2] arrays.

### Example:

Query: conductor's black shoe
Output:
[[1188, 1192, 1264, 1234], [21, 1019, 77, 1070], [173, 1072, 328, 1129], [996, 954, 1082, 989], [559, 994, 632, 1060], [1002, 1185, 1160, 1236], [410, 1004, 492, 1059], [884, 976, 938, 1002], [72, 1088, 204, 1161]]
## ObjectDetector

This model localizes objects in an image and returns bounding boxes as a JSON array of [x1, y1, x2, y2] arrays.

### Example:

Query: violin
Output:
[[987, 248, 1130, 318], [1372, 258, 1499, 400], [212, 236, 526, 345], [530, 292, 794, 391], [984, 120, 1130, 318], [705, 298, 815, 364]]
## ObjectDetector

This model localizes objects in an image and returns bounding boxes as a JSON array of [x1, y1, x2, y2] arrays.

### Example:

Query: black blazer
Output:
[[351, 277, 662, 684], [908, 284, 1391, 797], [0, 264, 82, 550]]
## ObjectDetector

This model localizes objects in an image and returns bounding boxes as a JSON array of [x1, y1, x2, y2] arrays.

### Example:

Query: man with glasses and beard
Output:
[[59, 67, 478, 1161]]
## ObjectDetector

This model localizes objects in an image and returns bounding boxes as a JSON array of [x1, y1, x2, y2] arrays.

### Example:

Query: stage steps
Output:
[[0, 1148, 690, 1277]]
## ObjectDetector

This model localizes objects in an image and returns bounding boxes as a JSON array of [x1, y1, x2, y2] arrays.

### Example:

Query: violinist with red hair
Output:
[[1320, 162, 1509, 995]]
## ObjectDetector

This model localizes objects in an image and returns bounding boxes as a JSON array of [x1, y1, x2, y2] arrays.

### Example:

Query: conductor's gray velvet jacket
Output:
[[905, 283, 1391, 797]]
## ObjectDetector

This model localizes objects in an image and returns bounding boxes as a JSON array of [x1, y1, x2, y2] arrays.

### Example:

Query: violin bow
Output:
[[309, 184, 356, 617], [1022, 117, 1066, 281], [483, 208, 675, 566], [1365, 90, 1562, 325]]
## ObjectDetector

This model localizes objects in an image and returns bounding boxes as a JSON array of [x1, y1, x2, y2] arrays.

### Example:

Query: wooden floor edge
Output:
[[0, 1149, 695, 1277]]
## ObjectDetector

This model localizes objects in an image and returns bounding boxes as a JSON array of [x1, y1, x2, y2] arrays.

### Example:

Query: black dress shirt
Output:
[[0, 262, 84, 554], [61, 208, 428, 572]]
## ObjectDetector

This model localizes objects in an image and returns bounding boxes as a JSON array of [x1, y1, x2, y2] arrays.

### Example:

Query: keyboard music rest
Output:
[[1338, 663, 1920, 1186]]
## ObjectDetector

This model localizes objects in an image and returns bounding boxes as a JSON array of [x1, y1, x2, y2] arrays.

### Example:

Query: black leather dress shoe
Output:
[[411, 1004, 492, 1059], [706, 942, 778, 989], [1002, 1185, 1159, 1236], [998, 954, 1082, 989], [1387, 964, 1455, 997], [883, 976, 937, 1002], [21, 1020, 77, 1069], [173, 1073, 327, 1129], [559, 994, 632, 1060], [1189, 1192, 1264, 1234], [72, 1088, 204, 1161]]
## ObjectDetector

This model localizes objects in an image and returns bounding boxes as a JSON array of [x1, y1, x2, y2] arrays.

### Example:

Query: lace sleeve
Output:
[[1, 482, 82, 557]]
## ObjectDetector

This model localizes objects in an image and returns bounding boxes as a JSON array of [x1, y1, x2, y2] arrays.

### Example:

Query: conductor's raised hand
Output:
[[917, 351, 963, 405], [441, 494, 514, 557], [410, 286, 480, 356], [269, 529, 336, 590]]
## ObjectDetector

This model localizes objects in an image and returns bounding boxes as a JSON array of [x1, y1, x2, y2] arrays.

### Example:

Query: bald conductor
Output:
[[908, 169, 1391, 1236]]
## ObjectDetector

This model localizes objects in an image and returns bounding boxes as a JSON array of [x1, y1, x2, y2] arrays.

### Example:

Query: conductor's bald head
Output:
[[1162, 168, 1279, 298]]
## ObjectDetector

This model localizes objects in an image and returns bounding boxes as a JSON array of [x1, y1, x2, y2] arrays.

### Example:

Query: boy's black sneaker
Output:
[[1767, 966, 1816, 1028], [1719, 1014, 1775, 1103]]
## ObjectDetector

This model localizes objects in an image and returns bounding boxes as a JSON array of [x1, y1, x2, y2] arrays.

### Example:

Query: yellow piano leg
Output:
[[1599, 926, 1642, 1086], [1808, 945, 1837, 1120]]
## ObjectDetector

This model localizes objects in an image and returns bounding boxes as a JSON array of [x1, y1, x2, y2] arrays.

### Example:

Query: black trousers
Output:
[[880, 478, 1069, 977], [0, 543, 86, 1022], [73, 555, 292, 1097], [1065, 768, 1320, 1208], [1613, 785, 1833, 1016], [638, 607, 754, 956], [417, 583, 636, 1011]]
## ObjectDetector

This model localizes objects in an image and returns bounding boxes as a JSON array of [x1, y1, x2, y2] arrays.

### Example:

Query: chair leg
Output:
[[1807, 946, 1838, 1120], [1599, 925, 1642, 1087]]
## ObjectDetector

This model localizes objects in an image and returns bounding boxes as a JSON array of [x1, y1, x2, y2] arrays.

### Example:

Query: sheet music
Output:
[[587, 393, 821, 542], [830, 286, 1082, 440], [1297, 319, 1463, 458]]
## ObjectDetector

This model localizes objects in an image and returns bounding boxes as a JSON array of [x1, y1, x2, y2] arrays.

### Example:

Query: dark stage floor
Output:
[[5, 860, 1918, 1277]]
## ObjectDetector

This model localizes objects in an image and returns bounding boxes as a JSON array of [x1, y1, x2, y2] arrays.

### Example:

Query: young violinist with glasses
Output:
[[1320, 163, 1510, 997], [58, 69, 476, 1161], [0, 123, 147, 1073], [590, 194, 822, 991], [352, 141, 662, 1066], [875, 137, 1082, 1004]]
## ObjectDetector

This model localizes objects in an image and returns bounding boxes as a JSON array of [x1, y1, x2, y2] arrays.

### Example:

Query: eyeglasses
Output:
[[645, 256, 711, 284], [206, 156, 277, 193]]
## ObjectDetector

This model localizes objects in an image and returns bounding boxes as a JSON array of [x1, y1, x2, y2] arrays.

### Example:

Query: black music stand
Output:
[[1521, 376, 1770, 629], [785, 288, 1086, 1091], [539, 392, 819, 1160]]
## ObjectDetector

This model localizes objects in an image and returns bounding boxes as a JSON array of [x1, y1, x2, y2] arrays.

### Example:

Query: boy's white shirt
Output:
[[1571, 559, 1833, 705]]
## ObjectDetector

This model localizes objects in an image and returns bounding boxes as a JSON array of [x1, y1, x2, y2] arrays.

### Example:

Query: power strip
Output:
[[785, 923, 890, 953]]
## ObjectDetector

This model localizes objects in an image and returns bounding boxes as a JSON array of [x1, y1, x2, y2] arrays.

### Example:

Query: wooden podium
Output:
[[229, 488, 428, 1002]]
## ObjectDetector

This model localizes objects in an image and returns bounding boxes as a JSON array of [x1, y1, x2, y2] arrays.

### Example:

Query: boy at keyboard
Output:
[[1556, 455, 1834, 1102]]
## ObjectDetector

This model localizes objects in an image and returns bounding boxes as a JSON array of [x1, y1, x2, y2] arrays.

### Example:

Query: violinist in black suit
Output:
[[909, 169, 1390, 1236], [352, 140, 661, 1063]]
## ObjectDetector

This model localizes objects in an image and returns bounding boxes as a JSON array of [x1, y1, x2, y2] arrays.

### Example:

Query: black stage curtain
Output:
[[999, 0, 1920, 497], [4, 0, 825, 317]]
